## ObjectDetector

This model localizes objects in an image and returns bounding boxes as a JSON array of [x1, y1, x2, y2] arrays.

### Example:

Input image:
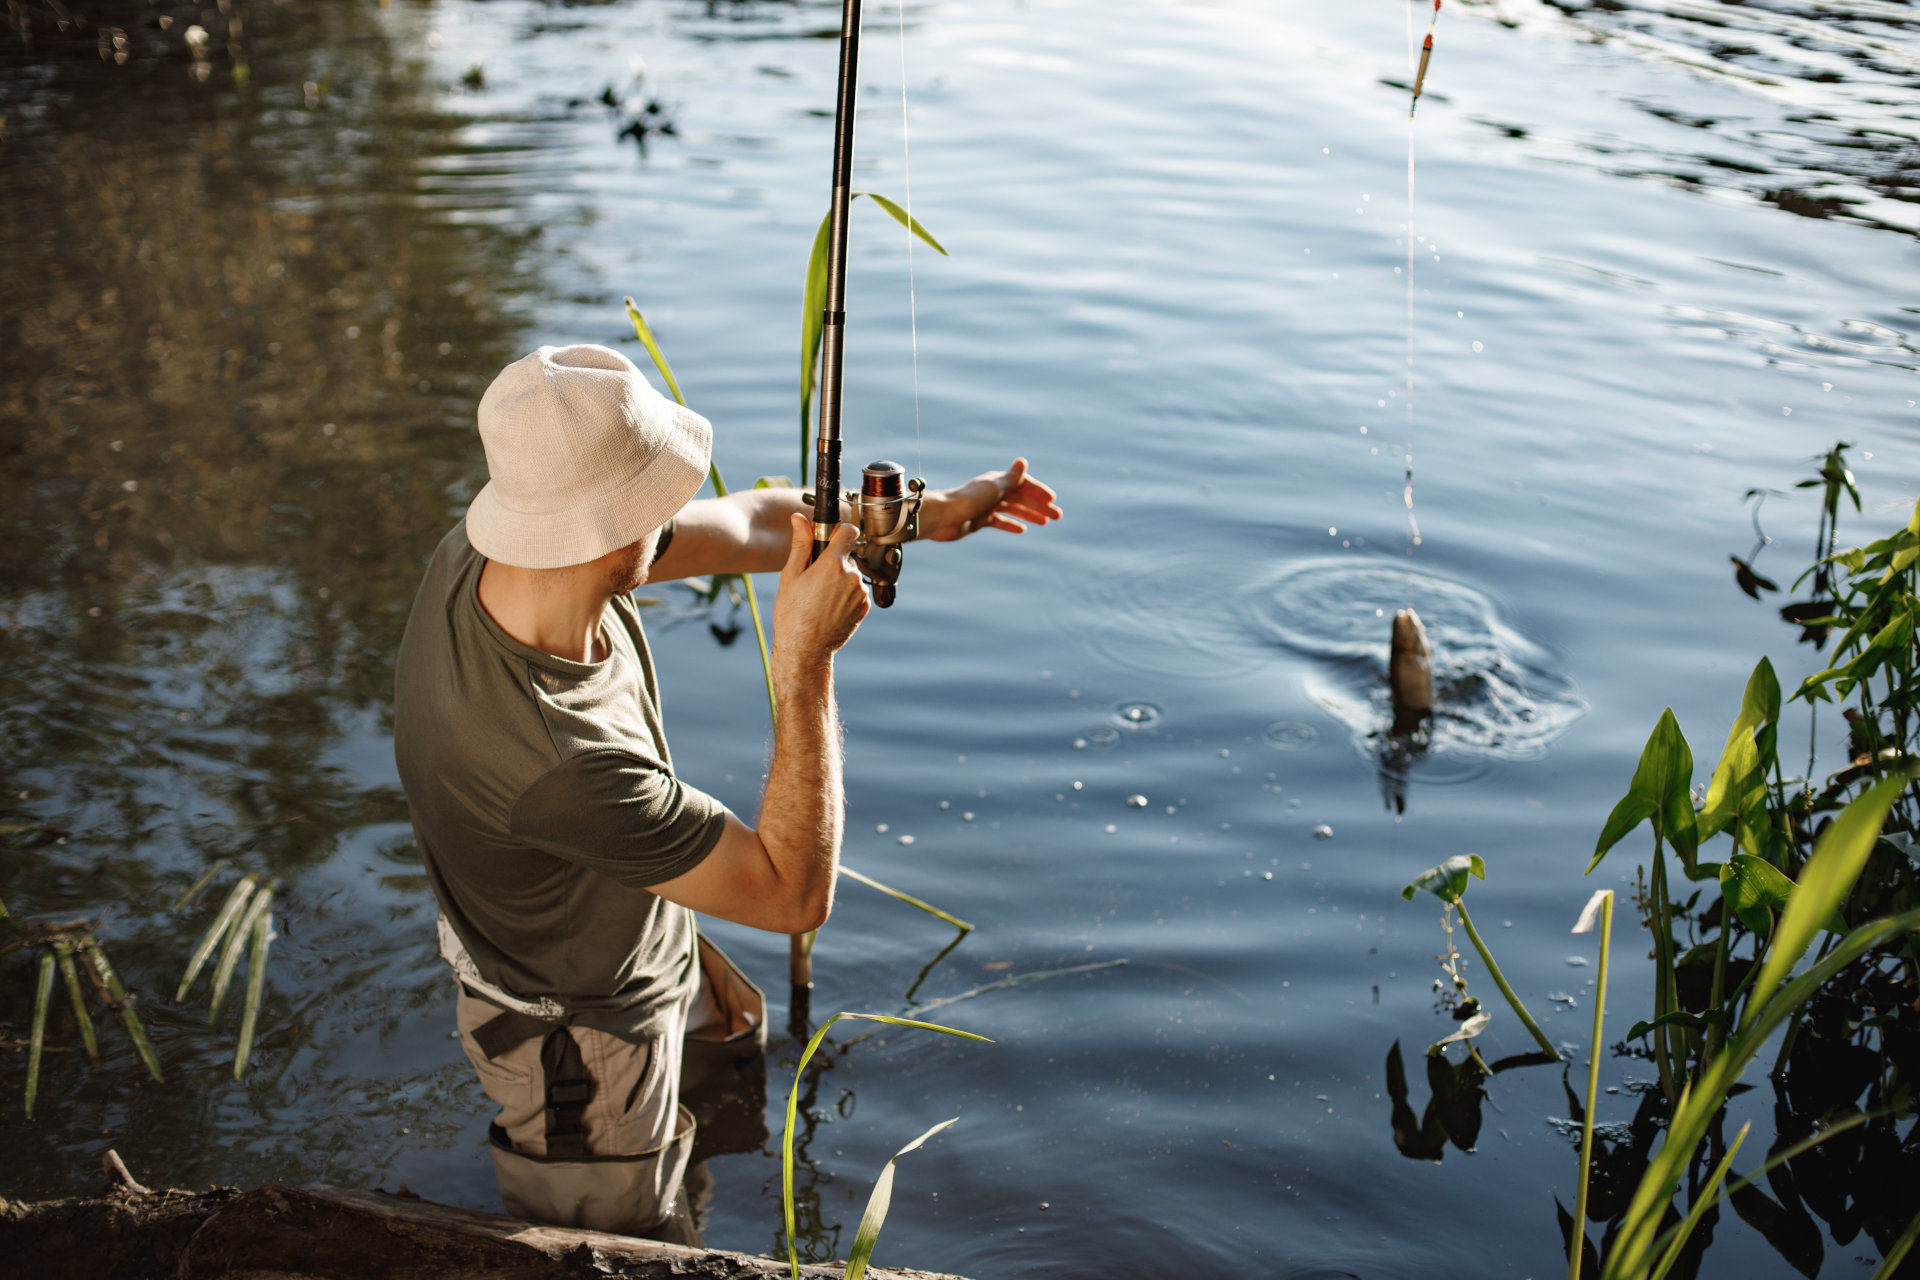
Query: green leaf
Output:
[[25, 949, 53, 1119], [754, 476, 796, 491], [1400, 854, 1485, 904], [1624, 1009, 1724, 1041], [233, 896, 274, 1079], [854, 192, 950, 256], [783, 1013, 990, 1279], [798, 210, 833, 483], [1590, 709, 1695, 872], [1721, 854, 1795, 934], [842, 1118, 957, 1280], [1700, 660, 1779, 841], [177, 873, 258, 1002], [1427, 1009, 1490, 1054], [1746, 770, 1914, 1027], [622, 297, 687, 407]]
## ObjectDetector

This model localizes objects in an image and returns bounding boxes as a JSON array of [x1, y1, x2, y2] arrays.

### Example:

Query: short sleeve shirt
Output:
[[393, 521, 729, 1040]]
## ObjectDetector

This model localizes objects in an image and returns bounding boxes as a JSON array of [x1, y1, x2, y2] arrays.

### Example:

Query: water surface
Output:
[[2, 0, 1917, 1275]]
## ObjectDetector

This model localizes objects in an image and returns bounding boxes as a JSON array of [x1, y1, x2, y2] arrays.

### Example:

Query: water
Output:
[[3, 0, 1918, 1275]]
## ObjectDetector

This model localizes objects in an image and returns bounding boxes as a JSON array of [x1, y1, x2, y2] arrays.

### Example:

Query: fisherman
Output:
[[392, 343, 1059, 1240]]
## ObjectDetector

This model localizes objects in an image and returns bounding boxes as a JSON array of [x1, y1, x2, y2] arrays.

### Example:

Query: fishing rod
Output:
[[803, 0, 925, 608]]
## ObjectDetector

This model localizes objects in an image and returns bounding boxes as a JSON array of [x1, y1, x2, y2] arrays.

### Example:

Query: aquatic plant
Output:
[[175, 869, 278, 1077], [3, 894, 164, 1114], [1401, 854, 1560, 1059], [797, 195, 946, 484], [1566, 889, 1612, 1280], [1564, 449, 1920, 1278], [780, 1011, 988, 1279]]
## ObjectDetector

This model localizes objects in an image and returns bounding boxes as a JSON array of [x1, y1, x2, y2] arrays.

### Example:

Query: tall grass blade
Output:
[[840, 866, 973, 932], [906, 959, 1129, 1017], [171, 859, 231, 912], [233, 897, 274, 1079], [1603, 907, 1920, 1279], [1870, 1209, 1920, 1280], [210, 879, 274, 1023], [843, 1117, 958, 1280], [25, 949, 54, 1118], [622, 296, 687, 406], [854, 193, 949, 256], [903, 929, 969, 1003], [1569, 890, 1613, 1280], [783, 1012, 990, 1279], [177, 873, 258, 1002], [1746, 770, 1913, 1027], [81, 938, 163, 1082], [54, 939, 99, 1067], [1646, 1123, 1748, 1280], [799, 211, 832, 483]]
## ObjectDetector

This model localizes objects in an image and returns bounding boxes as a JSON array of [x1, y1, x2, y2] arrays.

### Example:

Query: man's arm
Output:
[[645, 516, 867, 933], [648, 457, 1062, 582]]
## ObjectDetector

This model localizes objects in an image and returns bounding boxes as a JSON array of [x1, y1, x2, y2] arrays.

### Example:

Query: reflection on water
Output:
[[1468, 0, 1920, 236], [2, 0, 1918, 1274], [0, 0, 539, 1196], [1249, 560, 1587, 792]]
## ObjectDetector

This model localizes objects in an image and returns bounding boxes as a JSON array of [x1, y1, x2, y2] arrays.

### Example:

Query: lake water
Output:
[[3, 0, 1917, 1275]]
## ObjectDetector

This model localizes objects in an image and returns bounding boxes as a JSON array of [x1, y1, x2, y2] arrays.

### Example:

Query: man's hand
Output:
[[771, 514, 869, 670], [916, 457, 1062, 543]]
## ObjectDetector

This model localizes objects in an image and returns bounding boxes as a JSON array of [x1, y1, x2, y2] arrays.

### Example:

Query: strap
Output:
[[541, 1026, 594, 1159]]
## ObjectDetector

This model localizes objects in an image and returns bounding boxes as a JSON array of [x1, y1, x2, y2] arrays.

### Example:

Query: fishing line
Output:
[[896, 0, 924, 484]]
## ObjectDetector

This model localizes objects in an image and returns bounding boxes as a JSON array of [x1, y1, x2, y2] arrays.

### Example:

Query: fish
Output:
[[1389, 608, 1433, 730]]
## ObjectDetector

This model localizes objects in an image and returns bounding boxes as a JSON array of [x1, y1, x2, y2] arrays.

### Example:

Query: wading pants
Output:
[[454, 936, 765, 1239]]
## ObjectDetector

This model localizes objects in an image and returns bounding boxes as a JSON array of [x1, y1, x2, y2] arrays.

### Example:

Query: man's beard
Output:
[[604, 535, 653, 596]]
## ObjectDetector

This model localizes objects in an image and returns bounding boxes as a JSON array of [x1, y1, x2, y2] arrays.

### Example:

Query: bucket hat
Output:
[[466, 344, 712, 569]]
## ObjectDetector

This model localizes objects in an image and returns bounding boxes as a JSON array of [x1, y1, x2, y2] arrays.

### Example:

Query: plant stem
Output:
[[1871, 1208, 1920, 1280], [1649, 841, 1679, 1106], [81, 938, 164, 1083], [1570, 891, 1613, 1280], [53, 939, 99, 1067], [25, 949, 54, 1118], [1455, 902, 1560, 1059]]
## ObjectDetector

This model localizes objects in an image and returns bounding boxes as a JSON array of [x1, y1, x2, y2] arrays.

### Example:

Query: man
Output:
[[393, 343, 1059, 1238]]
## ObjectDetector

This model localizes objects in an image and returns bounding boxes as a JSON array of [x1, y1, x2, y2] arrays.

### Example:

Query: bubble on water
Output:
[[1264, 721, 1318, 750], [1312, 825, 1333, 839], [1246, 559, 1586, 781], [1074, 726, 1119, 751], [1115, 701, 1162, 728], [898, 834, 915, 846], [1126, 794, 1148, 808]]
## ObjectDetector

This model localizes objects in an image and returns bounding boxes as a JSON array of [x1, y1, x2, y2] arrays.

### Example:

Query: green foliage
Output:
[[1401, 853, 1484, 903], [798, 195, 947, 483], [843, 1117, 957, 1280], [1590, 708, 1696, 873], [782, 1013, 989, 1279]]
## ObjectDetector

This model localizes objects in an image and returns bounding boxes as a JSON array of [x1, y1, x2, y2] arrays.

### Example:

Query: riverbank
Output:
[[0, 1152, 969, 1280]]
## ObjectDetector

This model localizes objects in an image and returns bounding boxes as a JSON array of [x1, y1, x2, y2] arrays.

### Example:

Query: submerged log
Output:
[[0, 1180, 970, 1280]]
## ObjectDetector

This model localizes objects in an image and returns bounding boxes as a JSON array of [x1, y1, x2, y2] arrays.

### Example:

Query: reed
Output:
[[25, 949, 53, 1118], [232, 893, 274, 1079], [209, 879, 275, 1023], [177, 873, 258, 1002], [79, 937, 163, 1083], [843, 1117, 957, 1280], [53, 938, 99, 1067], [1566, 889, 1612, 1280], [797, 195, 946, 483], [781, 1011, 988, 1279]]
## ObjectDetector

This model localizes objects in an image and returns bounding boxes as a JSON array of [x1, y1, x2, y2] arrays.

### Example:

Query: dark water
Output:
[[2, 0, 1917, 1275]]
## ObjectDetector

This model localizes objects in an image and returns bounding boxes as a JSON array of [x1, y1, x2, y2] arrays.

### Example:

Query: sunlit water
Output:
[[2, 0, 1917, 1275]]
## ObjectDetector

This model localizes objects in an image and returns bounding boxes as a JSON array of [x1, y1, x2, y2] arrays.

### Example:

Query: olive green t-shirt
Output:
[[393, 521, 729, 1041]]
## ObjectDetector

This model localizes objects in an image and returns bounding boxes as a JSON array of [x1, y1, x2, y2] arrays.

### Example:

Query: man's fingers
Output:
[[983, 513, 1025, 534], [1000, 456, 1028, 494], [782, 512, 814, 576], [827, 519, 860, 556]]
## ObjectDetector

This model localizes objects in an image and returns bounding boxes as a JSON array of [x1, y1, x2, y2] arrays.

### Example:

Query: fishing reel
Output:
[[848, 460, 924, 608]]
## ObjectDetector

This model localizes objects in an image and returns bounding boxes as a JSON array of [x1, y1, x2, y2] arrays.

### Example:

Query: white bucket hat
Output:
[[466, 344, 712, 570]]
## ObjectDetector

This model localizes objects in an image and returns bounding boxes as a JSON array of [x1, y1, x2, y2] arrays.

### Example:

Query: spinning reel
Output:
[[805, 459, 925, 609]]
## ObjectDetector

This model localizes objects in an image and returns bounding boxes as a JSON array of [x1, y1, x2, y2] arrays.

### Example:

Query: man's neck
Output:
[[476, 560, 612, 664]]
